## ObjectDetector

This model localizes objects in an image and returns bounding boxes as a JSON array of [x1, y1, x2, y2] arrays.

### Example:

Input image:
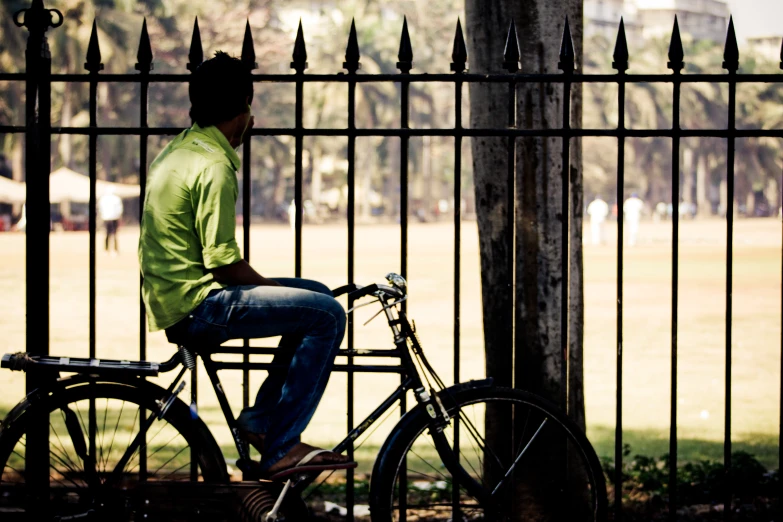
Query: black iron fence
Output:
[[3, 0, 783, 520]]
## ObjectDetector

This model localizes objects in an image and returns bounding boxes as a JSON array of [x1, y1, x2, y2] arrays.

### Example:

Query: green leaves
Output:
[[603, 446, 777, 506]]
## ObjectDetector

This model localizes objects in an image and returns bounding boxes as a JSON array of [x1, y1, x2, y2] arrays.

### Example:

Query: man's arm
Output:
[[210, 259, 282, 287]]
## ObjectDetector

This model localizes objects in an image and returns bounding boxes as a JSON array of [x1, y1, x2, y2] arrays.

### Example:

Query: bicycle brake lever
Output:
[[346, 297, 379, 314], [362, 306, 385, 326]]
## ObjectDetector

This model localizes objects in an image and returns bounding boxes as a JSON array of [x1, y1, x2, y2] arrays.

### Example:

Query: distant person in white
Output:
[[99, 187, 123, 255], [623, 192, 644, 246], [586, 195, 609, 245], [288, 199, 296, 231]]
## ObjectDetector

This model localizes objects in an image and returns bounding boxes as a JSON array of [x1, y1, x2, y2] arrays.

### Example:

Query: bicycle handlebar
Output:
[[332, 282, 405, 301]]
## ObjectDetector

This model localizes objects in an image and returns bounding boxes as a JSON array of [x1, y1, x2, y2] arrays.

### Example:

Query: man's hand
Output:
[[209, 260, 282, 287]]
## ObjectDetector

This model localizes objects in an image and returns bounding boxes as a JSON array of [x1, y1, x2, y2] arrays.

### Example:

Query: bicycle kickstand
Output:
[[265, 479, 293, 522]]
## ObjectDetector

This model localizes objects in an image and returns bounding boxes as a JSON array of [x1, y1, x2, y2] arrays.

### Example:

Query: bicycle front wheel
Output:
[[0, 379, 227, 520], [370, 385, 607, 521]]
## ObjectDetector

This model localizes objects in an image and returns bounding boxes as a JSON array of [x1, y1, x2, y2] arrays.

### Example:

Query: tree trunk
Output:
[[467, 0, 585, 517]]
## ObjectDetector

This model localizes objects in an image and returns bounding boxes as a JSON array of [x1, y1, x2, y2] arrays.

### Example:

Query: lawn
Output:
[[0, 216, 779, 470]]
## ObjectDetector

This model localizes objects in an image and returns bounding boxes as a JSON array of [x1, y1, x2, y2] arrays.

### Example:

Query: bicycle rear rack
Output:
[[1, 352, 162, 377]]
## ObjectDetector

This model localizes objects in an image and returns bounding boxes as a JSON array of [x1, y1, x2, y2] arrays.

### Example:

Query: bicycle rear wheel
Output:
[[370, 385, 607, 521], [0, 379, 227, 520]]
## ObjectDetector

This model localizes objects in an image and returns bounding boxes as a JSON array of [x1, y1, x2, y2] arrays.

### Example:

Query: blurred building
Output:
[[585, 0, 731, 45], [747, 35, 783, 62], [584, 0, 644, 48], [636, 0, 730, 43]]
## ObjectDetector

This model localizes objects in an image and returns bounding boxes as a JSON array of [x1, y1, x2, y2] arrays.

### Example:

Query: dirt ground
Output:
[[0, 216, 780, 470]]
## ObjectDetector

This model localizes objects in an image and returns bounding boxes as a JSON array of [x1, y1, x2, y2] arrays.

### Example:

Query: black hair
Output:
[[189, 51, 253, 127]]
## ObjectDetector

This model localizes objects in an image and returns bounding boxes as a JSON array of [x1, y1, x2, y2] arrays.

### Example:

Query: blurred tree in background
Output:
[[0, 0, 780, 222]]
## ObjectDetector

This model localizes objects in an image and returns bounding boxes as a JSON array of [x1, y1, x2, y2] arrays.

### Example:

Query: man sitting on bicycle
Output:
[[138, 51, 354, 480]]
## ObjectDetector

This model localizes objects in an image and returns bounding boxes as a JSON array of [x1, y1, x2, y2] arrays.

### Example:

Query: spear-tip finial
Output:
[[558, 15, 575, 72], [85, 19, 104, 72], [291, 19, 308, 72], [397, 16, 413, 73], [343, 18, 361, 73], [502, 20, 520, 72], [187, 17, 203, 72], [451, 18, 468, 73], [135, 18, 153, 72], [242, 19, 258, 70], [667, 15, 684, 71], [612, 18, 629, 71], [722, 15, 739, 71]]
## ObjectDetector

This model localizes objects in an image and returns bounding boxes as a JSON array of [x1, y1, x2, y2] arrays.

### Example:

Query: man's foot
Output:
[[265, 442, 356, 481]]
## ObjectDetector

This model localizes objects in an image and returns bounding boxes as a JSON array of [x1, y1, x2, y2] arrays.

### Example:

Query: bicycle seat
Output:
[[165, 317, 190, 346]]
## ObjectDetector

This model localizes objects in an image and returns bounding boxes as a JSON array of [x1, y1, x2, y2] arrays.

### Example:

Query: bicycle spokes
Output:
[[392, 396, 600, 522], [61, 406, 100, 488], [3, 397, 195, 492]]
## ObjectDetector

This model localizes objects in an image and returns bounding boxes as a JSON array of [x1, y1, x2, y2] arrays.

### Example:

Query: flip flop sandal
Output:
[[266, 449, 357, 482]]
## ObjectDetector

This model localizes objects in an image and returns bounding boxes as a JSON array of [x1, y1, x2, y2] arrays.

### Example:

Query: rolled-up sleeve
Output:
[[192, 163, 242, 269]]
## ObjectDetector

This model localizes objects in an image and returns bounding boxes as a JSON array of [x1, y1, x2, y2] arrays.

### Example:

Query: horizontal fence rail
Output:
[[5, 1, 783, 520]]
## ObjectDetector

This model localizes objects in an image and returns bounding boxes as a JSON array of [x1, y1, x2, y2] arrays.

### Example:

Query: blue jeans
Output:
[[176, 278, 346, 471]]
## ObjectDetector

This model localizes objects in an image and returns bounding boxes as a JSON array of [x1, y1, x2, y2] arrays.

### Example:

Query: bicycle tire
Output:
[[0, 378, 228, 520], [369, 385, 608, 521]]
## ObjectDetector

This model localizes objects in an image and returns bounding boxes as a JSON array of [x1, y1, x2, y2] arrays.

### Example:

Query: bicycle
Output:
[[0, 273, 607, 521]]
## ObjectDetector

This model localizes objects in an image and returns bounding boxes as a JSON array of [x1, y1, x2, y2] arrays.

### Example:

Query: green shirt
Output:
[[138, 124, 242, 332]]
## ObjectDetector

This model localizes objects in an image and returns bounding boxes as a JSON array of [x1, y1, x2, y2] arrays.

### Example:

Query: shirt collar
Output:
[[190, 123, 241, 171]]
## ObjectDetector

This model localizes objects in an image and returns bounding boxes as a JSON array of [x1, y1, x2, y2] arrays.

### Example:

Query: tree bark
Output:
[[467, 0, 584, 417], [466, 2, 585, 515]]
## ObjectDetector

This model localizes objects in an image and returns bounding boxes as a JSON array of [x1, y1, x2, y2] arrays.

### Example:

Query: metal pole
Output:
[[15, 0, 61, 511]]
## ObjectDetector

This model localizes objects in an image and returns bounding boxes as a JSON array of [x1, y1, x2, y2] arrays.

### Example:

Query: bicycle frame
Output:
[[160, 290, 437, 467], [177, 288, 488, 500]]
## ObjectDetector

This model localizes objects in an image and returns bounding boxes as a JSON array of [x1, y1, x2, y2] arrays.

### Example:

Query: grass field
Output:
[[0, 216, 780, 470]]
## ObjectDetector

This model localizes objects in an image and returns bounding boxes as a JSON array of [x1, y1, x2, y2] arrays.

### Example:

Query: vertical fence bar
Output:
[[135, 18, 152, 481], [450, 19, 467, 520], [241, 22, 258, 459], [558, 18, 574, 414], [86, 22, 99, 359], [722, 17, 739, 520], [398, 17, 411, 309], [136, 29, 152, 361], [503, 19, 520, 398], [186, 18, 206, 481], [292, 62, 303, 277], [187, 19, 206, 416], [397, 18, 415, 522], [612, 19, 629, 519], [18, 0, 59, 505], [343, 21, 360, 521], [136, 18, 151, 362], [501, 27, 518, 509], [666, 17, 684, 520], [85, 18, 103, 471], [292, 20, 307, 279]]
